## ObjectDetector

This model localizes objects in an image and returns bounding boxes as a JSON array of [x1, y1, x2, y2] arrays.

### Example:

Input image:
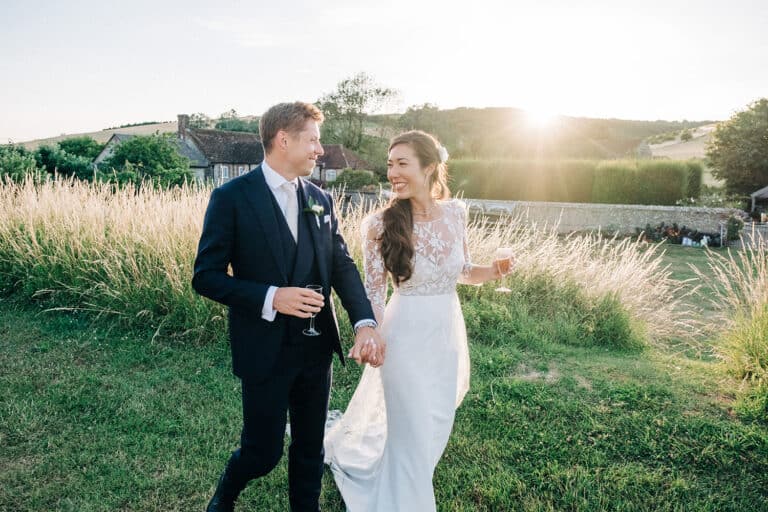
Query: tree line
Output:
[[0, 133, 192, 188], [2, 73, 766, 198]]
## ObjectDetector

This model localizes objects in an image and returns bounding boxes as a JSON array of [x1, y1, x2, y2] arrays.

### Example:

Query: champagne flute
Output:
[[303, 284, 323, 336], [494, 247, 513, 293]]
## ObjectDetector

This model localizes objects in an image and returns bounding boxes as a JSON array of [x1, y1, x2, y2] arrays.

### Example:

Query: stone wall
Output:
[[463, 199, 743, 235], [341, 192, 745, 237]]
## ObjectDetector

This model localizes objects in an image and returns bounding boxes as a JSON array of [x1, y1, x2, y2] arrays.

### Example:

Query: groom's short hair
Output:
[[260, 102, 324, 154]]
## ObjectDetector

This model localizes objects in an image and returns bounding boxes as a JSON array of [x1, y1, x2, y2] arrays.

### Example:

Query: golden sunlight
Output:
[[523, 108, 557, 129]]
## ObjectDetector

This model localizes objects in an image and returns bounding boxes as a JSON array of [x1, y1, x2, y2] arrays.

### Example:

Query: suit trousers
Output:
[[225, 339, 333, 512]]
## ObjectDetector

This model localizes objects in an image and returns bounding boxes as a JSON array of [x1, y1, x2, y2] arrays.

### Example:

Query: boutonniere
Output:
[[303, 197, 324, 227]]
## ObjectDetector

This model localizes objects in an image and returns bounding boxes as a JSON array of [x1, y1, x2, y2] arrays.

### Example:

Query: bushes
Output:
[[637, 222, 722, 246], [332, 169, 379, 190], [451, 158, 701, 205], [726, 215, 745, 241], [0, 145, 40, 181], [35, 144, 94, 180], [463, 274, 644, 351]]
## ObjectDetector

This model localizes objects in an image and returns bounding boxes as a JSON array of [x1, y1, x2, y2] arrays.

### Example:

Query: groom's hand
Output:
[[349, 327, 386, 367], [273, 287, 324, 318]]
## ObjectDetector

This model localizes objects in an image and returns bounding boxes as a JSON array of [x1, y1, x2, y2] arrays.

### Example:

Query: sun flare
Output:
[[524, 108, 557, 129]]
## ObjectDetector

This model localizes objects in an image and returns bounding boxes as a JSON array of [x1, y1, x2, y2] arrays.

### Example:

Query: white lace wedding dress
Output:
[[324, 199, 472, 512]]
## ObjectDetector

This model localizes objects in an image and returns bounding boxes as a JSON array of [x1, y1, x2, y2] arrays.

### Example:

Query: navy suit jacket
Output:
[[192, 165, 375, 379]]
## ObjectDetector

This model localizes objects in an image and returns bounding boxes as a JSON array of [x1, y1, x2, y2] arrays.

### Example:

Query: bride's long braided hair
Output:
[[380, 131, 450, 285]]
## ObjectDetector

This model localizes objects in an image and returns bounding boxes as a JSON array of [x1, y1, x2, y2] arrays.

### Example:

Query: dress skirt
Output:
[[324, 291, 470, 512]]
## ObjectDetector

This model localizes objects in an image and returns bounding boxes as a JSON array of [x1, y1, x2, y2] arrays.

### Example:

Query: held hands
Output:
[[348, 326, 386, 368], [273, 287, 324, 318]]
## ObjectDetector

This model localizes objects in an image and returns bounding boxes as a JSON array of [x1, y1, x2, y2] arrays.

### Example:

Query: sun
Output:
[[524, 108, 557, 129]]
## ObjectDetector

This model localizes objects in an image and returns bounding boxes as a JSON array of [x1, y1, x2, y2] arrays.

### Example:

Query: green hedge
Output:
[[686, 160, 703, 199], [451, 158, 701, 205], [637, 161, 689, 205], [450, 159, 595, 203], [592, 162, 638, 204]]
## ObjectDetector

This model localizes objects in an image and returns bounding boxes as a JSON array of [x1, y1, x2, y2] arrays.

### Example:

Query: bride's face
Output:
[[387, 143, 432, 200]]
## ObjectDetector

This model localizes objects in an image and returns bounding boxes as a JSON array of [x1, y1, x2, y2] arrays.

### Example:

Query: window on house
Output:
[[221, 165, 229, 179], [238, 165, 245, 175]]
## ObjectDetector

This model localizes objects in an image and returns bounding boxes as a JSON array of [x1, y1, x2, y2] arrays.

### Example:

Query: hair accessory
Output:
[[437, 145, 449, 163]]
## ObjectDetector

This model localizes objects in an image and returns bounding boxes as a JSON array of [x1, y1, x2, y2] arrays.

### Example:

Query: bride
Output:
[[324, 130, 513, 511]]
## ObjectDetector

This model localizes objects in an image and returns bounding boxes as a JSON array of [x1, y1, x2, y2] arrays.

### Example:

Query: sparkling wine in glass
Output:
[[494, 247, 513, 293], [303, 284, 323, 336]]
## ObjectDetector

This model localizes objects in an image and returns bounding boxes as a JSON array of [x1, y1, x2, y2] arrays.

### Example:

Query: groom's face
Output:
[[284, 120, 324, 178]]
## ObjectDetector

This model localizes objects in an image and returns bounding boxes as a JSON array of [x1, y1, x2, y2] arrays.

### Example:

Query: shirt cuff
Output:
[[353, 319, 377, 332], [261, 286, 278, 321]]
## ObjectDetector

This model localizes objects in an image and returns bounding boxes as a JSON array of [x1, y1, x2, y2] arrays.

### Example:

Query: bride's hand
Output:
[[349, 327, 386, 367]]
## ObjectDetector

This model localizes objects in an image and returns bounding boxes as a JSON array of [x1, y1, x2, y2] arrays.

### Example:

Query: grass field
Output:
[[0, 180, 766, 511], [1, 245, 767, 511]]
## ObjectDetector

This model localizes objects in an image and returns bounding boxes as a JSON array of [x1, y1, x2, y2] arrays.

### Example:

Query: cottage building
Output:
[[93, 114, 264, 184], [93, 114, 370, 186], [313, 144, 371, 183]]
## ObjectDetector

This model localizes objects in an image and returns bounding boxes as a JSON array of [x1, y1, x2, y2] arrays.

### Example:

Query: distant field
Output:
[[649, 124, 713, 161], [19, 121, 178, 150], [649, 124, 724, 187]]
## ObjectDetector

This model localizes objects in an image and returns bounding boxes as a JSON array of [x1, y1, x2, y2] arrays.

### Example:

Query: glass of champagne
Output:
[[494, 247, 513, 293], [303, 284, 323, 336]]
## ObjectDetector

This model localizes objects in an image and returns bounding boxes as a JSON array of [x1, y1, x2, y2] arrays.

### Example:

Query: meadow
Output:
[[0, 178, 766, 511]]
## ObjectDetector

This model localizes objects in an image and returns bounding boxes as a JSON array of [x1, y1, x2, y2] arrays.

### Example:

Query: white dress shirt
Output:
[[259, 161, 376, 332], [260, 161, 298, 321]]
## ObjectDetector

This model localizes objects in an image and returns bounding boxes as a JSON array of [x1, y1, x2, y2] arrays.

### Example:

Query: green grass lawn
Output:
[[2, 265, 767, 512]]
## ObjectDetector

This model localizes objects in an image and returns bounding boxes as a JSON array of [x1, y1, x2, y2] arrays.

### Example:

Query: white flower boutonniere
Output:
[[303, 197, 325, 227]]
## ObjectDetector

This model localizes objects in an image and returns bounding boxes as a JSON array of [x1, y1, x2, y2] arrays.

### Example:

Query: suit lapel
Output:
[[245, 166, 288, 282]]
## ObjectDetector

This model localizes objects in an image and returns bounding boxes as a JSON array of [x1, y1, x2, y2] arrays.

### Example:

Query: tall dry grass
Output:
[[0, 178, 689, 346], [693, 234, 768, 416], [338, 196, 690, 346], [0, 176, 224, 341]]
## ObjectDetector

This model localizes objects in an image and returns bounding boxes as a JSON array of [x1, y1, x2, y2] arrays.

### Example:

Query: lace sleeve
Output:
[[362, 213, 387, 323], [456, 201, 474, 282]]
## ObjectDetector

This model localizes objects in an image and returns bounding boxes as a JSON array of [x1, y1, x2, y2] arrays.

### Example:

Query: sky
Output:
[[1, 0, 767, 142]]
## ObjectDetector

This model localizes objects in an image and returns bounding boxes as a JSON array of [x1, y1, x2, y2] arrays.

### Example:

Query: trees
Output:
[[0, 145, 41, 181], [100, 133, 192, 187], [58, 136, 104, 159], [34, 145, 93, 180], [707, 98, 768, 195], [398, 103, 442, 134], [189, 112, 211, 129], [214, 109, 259, 133], [31, 136, 104, 180], [316, 72, 398, 151]]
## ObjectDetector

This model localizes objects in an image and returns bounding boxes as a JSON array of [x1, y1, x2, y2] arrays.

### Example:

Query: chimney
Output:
[[178, 114, 189, 140]]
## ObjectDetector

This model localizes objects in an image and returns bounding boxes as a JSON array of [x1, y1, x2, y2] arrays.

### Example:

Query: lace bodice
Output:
[[362, 199, 472, 320]]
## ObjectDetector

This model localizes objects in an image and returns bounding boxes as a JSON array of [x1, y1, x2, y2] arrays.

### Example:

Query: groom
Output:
[[192, 101, 385, 512]]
